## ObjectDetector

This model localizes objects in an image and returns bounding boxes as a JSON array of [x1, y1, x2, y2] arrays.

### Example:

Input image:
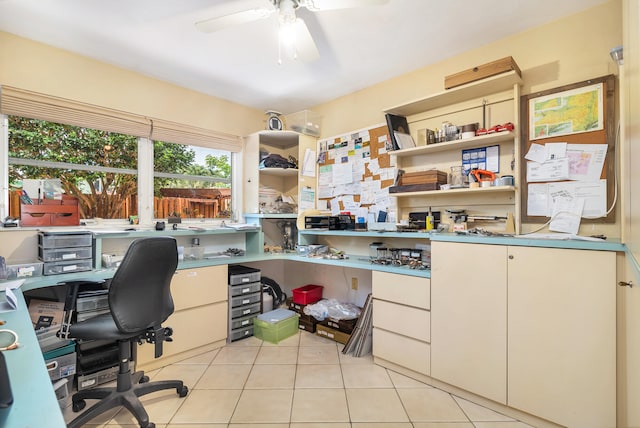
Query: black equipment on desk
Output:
[[329, 214, 355, 231], [305, 215, 329, 229], [409, 211, 441, 230]]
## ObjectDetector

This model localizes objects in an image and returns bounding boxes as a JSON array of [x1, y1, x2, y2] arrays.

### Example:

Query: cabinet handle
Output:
[[618, 281, 633, 288], [508, 255, 514, 260]]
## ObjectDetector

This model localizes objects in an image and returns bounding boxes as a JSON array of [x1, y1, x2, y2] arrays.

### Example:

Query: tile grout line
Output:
[[227, 340, 263, 425]]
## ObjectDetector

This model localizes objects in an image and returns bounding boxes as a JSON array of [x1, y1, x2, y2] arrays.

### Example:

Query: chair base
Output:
[[67, 369, 188, 428]]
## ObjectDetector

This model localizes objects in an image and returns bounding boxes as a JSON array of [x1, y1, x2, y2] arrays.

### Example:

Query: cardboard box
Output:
[[28, 299, 65, 330], [298, 317, 317, 333], [444, 56, 521, 89], [316, 324, 351, 345], [319, 317, 358, 334]]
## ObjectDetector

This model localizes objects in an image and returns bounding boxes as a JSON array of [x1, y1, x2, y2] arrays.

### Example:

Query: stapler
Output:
[[2, 216, 19, 228]]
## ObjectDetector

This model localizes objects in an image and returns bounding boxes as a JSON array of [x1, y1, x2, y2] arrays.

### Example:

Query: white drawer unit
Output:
[[372, 271, 431, 376], [228, 265, 262, 342]]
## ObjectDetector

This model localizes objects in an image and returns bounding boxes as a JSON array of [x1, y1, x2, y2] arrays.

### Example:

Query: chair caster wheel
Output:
[[139, 375, 150, 383], [143, 423, 155, 428], [178, 385, 188, 397], [72, 399, 86, 412]]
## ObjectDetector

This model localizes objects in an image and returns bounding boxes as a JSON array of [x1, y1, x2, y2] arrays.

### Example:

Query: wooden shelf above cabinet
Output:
[[392, 131, 515, 157], [391, 185, 516, 198], [257, 130, 299, 148], [384, 71, 522, 117], [259, 167, 299, 177]]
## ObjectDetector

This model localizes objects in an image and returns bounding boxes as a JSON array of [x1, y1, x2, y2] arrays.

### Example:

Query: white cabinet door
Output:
[[507, 246, 616, 428], [431, 241, 508, 404]]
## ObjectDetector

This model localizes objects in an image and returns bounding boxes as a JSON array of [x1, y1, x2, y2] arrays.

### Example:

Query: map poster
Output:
[[529, 82, 604, 140]]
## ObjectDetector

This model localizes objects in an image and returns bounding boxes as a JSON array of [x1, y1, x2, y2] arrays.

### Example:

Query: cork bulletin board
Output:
[[316, 124, 396, 217], [519, 74, 616, 224]]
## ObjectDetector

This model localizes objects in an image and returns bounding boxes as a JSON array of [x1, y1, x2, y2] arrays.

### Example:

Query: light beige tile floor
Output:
[[62, 330, 537, 427]]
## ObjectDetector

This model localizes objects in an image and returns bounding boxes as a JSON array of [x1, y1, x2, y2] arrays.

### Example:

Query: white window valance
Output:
[[0, 85, 242, 152]]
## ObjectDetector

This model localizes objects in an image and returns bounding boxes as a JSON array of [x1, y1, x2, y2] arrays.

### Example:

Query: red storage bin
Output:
[[292, 284, 324, 305]]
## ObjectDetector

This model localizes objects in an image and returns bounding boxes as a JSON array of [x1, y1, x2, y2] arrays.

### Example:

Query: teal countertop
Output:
[[428, 232, 626, 252], [0, 289, 66, 428]]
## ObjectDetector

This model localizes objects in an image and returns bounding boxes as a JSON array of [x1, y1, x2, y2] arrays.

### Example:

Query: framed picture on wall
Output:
[[528, 82, 604, 141]]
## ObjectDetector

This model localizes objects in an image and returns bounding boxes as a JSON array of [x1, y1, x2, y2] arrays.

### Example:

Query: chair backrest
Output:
[[108, 237, 178, 334]]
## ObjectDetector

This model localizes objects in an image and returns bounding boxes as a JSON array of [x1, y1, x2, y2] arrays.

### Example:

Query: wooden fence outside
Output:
[[9, 191, 231, 220]]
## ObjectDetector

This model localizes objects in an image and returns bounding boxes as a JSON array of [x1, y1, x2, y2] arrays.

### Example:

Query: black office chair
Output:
[[66, 237, 188, 428]]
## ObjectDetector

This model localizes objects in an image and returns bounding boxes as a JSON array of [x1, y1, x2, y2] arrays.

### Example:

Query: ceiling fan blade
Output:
[[301, 0, 389, 11], [292, 18, 320, 62], [195, 7, 274, 33]]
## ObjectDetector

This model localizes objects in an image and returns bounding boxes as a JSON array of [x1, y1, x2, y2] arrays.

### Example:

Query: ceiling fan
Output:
[[195, 0, 389, 63]]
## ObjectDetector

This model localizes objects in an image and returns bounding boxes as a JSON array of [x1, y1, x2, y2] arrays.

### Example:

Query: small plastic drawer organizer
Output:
[[38, 231, 94, 276], [38, 231, 93, 248], [4, 261, 43, 279], [39, 246, 93, 262], [43, 259, 93, 275]]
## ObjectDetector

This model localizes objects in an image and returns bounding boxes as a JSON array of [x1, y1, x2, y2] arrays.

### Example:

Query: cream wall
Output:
[[0, 31, 264, 137], [313, 1, 621, 138], [311, 0, 622, 239]]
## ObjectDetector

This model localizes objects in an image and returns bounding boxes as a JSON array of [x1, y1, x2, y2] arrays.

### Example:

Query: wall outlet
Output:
[[351, 277, 358, 290]]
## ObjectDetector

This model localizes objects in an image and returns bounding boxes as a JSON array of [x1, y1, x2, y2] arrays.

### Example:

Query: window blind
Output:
[[151, 118, 242, 153], [0, 85, 242, 151]]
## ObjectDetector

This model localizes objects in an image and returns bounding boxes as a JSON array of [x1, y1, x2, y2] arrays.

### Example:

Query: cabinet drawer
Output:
[[372, 271, 430, 309], [229, 281, 262, 296], [137, 301, 227, 365], [373, 328, 430, 375], [230, 292, 261, 308], [372, 299, 430, 342], [171, 265, 228, 310]]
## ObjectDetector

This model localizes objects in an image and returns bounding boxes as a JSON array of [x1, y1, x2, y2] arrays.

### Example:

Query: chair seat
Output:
[[68, 313, 141, 342]]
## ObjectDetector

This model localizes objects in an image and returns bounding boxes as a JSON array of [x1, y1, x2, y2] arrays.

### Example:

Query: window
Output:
[[8, 116, 138, 220], [153, 141, 232, 219], [1, 85, 243, 225]]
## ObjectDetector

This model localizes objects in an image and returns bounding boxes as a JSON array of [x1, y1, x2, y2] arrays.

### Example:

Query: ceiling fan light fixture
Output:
[[277, 1, 300, 63]]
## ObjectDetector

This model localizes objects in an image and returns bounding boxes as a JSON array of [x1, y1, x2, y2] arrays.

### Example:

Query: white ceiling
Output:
[[0, 0, 609, 115]]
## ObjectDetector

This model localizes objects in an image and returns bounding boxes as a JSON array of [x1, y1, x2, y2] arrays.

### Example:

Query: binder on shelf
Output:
[[385, 113, 410, 151]]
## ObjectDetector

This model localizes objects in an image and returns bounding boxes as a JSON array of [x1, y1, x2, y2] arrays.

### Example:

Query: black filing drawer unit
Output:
[[38, 231, 94, 275], [228, 265, 262, 342]]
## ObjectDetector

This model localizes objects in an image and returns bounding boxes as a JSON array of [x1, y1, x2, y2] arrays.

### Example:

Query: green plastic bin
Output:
[[253, 311, 299, 344]]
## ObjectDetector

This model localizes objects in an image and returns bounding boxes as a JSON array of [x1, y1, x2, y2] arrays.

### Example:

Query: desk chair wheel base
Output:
[[72, 399, 86, 412], [178, 385, 188, 397], [140, 375, 150, 383]]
